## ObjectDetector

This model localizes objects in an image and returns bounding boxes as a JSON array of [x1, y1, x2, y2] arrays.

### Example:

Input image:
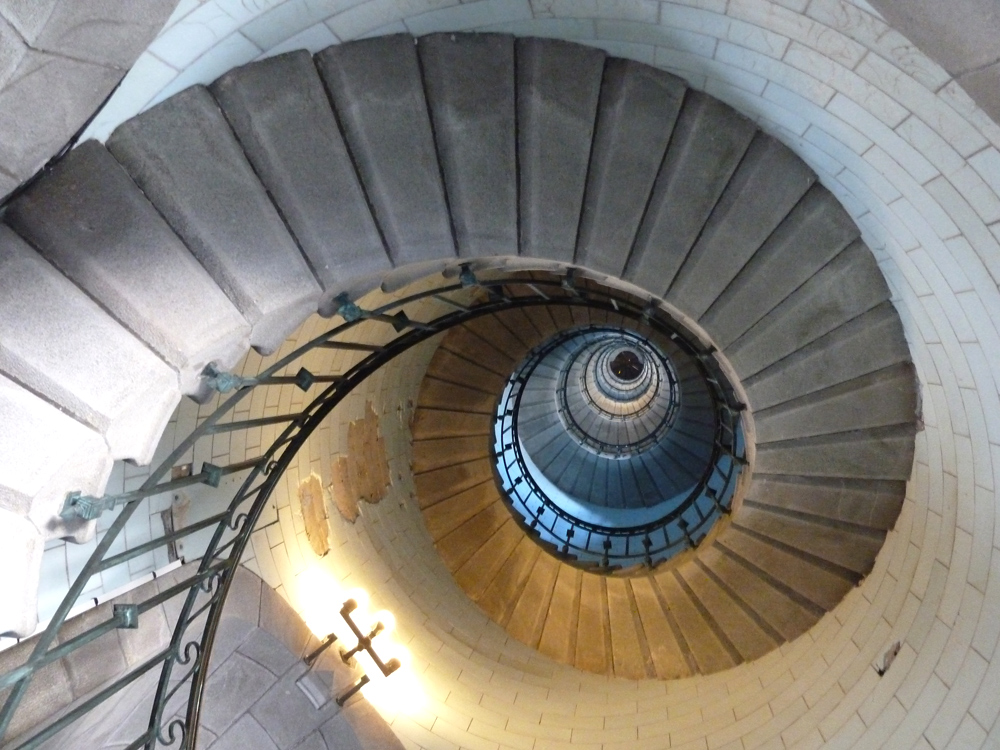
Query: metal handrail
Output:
[[555, 328, 681, 455], [0, 269, 740, 748]]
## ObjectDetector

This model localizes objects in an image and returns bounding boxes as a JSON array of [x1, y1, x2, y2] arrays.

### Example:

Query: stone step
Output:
[[633, 450, 691, 499], [700, 184, 860, 349], [3, 141, 250, 394], [494, 307, 549, 350], [411, 435, 490, 474], [656, 442, 711, 484], [517, 37, 604, 262], [612, 461, 660, 510], [440, 326, 517, 378], [563, 450, 601, 499], [210, 50, 391, 309], [661, 429, 714, 468], [697, 544, 818, 642], [461, 314, 533, 363], [0, 227, 179, 463], [745, 474, 905, 531], [315, 34, 456, 266], [736, 502, 884, 576], [0, 373, 112, 537], [628, 576, 690, 679], [665, 133, 817, 320], [519, 402, 568, 439], [521, 365, 559, 392], [537, 563, 581, 664], [624, 90, 756, 292], [515, 400, 561, 429], [544, 302, 579, 332], [754, 362, 917, 443], [651, 570, 736, 674], [411, 409, 493, 441], [606, 576, 649, 679], [413, 457, 494, 509], [574, 572, 612, 675], [744, 301, 911, 411], [424, 347, 510, 394], [725, 239, 891, 379], [520, 304, 562, 339], [422, 480, 504, 543], [476, 536, 542, 627], [669, 355, 703, 384], [528, 427, 576, 476], [755, 423, 916, 481], [575, 60, 686, 277], [715, 527, 854, 611], [674, 558, 780, 662], [453, 517, 524, 600], [433, 497, 511, 572], [677, 402, 715, 430], [0, 32, 920, 676], [0, 375, 113, 636], [0, 508, 44, 637], [419, 33, 517, 258], [417, 375, 497, 414], [106, 86, 322, 355]]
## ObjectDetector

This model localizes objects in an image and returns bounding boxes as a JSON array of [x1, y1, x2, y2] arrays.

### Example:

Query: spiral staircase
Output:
[[0, 29, 924, 745], [414, 266, 916, 679]]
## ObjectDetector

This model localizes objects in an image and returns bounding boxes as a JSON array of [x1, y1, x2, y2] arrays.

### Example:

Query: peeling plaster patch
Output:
[[298, 472, 330, 556], [329, 401, 391, 524]]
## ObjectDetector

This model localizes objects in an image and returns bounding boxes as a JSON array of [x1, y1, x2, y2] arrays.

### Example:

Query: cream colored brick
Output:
[[945, 714, 988, 750], [820, 667, 879, 739], [969, 635, 1000, 730], [786, 682, 845, 746], [972, 554, 1000, 654], [857, 642, 916, 726], [887, 674, 949, 747], [935, 584, 983, 686], [601, 734, 671, 750], [839, 620, 892, 698], [968, 487, 995, 594], [744, 697, 807, 748], [668, 708, 737, 747], [897, 619, 951, 709], [531, 738, 602, 750], [852, 696, 906, 749], [925, 648, 988, 748], [394, 715, 463, 750]]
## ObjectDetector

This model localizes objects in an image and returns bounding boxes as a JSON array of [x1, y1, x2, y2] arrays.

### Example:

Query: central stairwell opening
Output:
[[494, 314, 745, 571]]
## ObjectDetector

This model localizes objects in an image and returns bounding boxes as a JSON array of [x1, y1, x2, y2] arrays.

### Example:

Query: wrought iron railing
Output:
[[553, 327, 680, 456], [0, 267, 743, 748], [492, 314, 747, 571]]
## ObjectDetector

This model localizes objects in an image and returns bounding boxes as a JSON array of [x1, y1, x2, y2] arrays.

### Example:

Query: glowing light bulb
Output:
[[361, 646, 426, 716], [343, 587, 370, 616], [298, 567, 341, 637], [372, 609, 395, 635]]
